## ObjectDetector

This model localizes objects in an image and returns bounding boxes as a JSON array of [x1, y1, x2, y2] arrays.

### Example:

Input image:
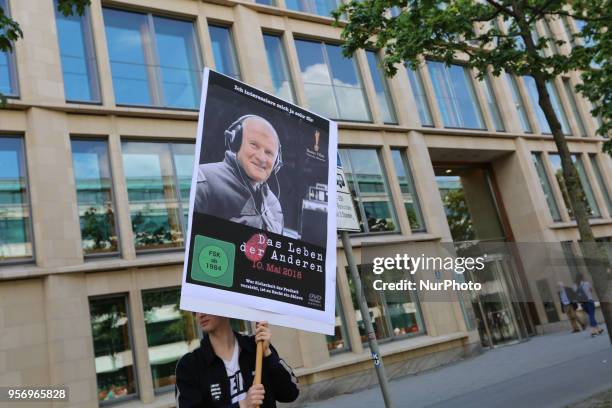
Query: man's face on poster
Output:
[[237, 118, 279, 183]]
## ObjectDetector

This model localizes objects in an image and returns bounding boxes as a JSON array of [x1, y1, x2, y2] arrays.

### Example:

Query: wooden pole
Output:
[[254, 340, 264, 408]]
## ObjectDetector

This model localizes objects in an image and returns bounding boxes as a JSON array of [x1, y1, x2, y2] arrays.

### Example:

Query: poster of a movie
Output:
[[180, 69, 337, 334]]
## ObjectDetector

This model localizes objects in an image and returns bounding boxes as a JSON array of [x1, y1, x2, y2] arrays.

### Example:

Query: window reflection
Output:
[[571, 154, 600, 217], [121, 141, 194, 251], [365, 51, 396, 124], [505, 74, 532, 133], [482, 75, 505, 131], [55, 1, 100, 102], [338, 148, 397, 233], [263, 34, 295, 103], [523, 76, 571, 135], [295, 40, 370, 121], [0, 0, 18, 96], [347, 265, 424, 342], [391, 150, 425, 232], [532, 153, 562, 221], [427, 62, 484, 129], [89, 295, 137, 403], [285, 0, 341, 18], [589, 155, 612, 216], [209, 25, 241, 80], [71, 139, 118, 255], [142, 288, 199, 390], [406, 67, 433, 126], [0, 137, 32, 262], [103, 8, 201, 108]]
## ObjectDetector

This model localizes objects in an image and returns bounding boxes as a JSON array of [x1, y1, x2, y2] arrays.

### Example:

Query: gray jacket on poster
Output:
[[194, 151, 283, 233]]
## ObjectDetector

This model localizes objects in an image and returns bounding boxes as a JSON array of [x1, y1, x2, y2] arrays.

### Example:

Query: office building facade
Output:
[[0, 0, 611, 406]]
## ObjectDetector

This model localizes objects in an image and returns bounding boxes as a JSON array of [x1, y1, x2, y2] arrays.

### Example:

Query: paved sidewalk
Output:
[[304, 330, 612, 408]]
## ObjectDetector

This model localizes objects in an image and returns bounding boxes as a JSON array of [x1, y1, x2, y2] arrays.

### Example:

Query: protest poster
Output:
[[180, 69, 338, 335]]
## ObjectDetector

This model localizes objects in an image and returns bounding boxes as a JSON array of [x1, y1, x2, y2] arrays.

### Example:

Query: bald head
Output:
[[237, 116, 280, 183]]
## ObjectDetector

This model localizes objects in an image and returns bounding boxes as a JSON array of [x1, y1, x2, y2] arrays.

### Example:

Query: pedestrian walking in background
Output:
[[558, 282, 585, 333], [575, 275, 605, 337]]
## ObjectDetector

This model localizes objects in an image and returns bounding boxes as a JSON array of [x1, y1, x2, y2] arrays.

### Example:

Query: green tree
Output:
[[334, 0, 612, 342], [0, 0, 91, 104]]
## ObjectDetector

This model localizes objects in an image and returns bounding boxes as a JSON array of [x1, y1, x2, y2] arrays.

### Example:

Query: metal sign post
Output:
[[336, 162, 394, 408]]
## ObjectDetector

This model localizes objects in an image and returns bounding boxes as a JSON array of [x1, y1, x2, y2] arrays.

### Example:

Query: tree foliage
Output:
[[335, 0, 612, 344], [333, 0, 610, 151]]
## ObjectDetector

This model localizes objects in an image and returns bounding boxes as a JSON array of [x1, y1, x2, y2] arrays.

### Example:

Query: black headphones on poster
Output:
[[224, 114, 283, 176]]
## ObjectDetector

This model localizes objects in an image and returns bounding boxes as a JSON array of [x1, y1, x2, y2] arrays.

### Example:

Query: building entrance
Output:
[[435, 164, 532, 347]]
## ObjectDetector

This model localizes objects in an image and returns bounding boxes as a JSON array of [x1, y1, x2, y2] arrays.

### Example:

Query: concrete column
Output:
[[44, 274, 98, 408], [25, 108, 83, 268], [233, 5, 271, 90], [11, 0, 64, 104], [107, 121, 137, 260], [88, 0, 116, 107]]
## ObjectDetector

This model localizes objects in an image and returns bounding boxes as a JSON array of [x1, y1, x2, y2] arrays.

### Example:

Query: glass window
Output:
[[263, 33, 295, 103], [0, 137, 32, 262], [482, 74, 505, 131], [406, 67, 433, 126], [427, 61, 484, 129], [505, 74, 532, 133], [295, 39, 370, 121], [121, 141, 194, 251], [523, 76, 571, 135], [89, 295, 137, 403], [256, 0, 275, 5], [532, 153, 561, 221], [338, 148, 397, 233], [589, 155, 612, 216], [209, 25, 241, 80], [391, 150, 425, 232], [571, 154, 600, 217], [54, 1, 100, 102], [348, 265, 424, 342], [71, 139, 118, 256], [285, 0, 341, 18], [326, 295, 350, 353], [562, 78, 587, 137], [365, 51, 396, 124], [0, 0, 18, 97], [103, 8, 201, 108], [142, 287, 199, 391]]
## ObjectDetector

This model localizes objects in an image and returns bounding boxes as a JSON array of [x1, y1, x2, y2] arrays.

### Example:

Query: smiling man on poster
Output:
[[180, 69, 338, 335], [194, 114, 284, 234]]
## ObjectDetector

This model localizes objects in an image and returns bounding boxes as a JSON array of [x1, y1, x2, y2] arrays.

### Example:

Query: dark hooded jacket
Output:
[[175, 331, 299, 408]]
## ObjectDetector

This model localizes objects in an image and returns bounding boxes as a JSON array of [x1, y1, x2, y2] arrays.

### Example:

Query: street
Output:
[[304, 330, 612, 408]]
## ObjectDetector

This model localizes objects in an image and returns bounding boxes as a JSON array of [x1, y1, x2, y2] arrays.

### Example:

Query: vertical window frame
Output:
[[532, 152, 562, 222], [0, 135, 34, 264], [70, 137, 121, 258], [262, 31, 296, 103], [390, 149, 426, 233], [339, 147, 399, 235], [589, 154, 612, 216], [426, 61, 485, 130], [365, 50, 397, 124], [89, 293, 140, 405], [0, 0, 20, 98], [54, 1, 102, 103], [406, 65, 434, 127], [482, 74, 505, 132], [208, 23, 242, 81]]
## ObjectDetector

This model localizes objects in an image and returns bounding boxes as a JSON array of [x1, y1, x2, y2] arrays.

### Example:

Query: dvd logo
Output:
[[308, 293, 322, 306]]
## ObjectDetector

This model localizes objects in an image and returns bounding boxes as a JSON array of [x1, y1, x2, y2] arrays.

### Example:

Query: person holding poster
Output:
[[194, 114, 284, 233], [175, 314, 298, 407]]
